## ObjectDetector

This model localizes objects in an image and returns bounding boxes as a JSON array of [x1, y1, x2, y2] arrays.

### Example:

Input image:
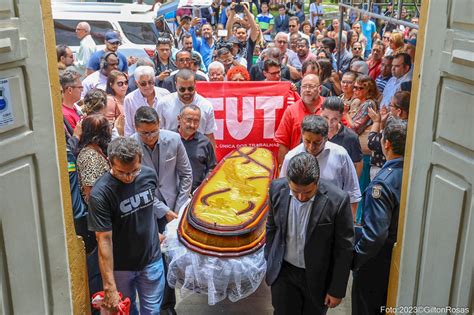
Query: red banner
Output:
[[196, 81, 299, 161]]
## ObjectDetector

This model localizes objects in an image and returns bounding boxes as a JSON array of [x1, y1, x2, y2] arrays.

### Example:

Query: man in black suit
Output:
[[265, 152, 354, 315], [275, 4, 290, 33]]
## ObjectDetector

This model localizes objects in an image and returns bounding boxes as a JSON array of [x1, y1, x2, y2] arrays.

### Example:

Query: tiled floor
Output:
[[175, 274, 352, 315]]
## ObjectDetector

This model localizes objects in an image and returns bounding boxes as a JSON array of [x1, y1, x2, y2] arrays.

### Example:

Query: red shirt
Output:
[[274, 96, 325, 149], [368, 59, 382, 81], [62, 104, 81, 130]]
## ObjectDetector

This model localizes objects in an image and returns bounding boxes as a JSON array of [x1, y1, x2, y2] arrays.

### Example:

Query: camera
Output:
[[235, 0, 244, 13]]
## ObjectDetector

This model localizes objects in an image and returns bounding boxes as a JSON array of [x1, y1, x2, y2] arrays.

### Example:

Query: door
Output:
[[395, 0, 473, 311], [0, 0, 75, 313]]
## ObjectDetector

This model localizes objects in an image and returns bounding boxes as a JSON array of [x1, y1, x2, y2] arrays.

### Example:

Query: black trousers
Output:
[[352, 245, 393, 315], [158, 217, 176, 311], [271, 261, 327, 315]]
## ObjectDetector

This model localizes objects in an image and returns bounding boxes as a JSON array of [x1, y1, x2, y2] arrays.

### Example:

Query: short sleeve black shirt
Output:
[[330, 124, 363, 163], [88, 166, 161, 271]]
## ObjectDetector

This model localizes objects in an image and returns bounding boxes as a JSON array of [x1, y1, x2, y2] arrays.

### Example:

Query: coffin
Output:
[[178, 147, 277, 257]]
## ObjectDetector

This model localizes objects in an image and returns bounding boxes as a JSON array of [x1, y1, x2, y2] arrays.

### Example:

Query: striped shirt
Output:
[[256, 13, 274, 31], [375, 75, 391, 94]]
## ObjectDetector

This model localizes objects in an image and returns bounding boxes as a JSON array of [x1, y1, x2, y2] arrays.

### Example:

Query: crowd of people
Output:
[[58, 1, 417, 314]]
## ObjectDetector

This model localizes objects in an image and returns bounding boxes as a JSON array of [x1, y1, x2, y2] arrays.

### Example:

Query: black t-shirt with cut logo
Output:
[[88, 166, 160, 271]]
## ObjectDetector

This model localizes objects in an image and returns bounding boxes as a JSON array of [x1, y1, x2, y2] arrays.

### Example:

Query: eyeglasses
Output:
[[139, 80, 155, 87], [383, 36, 390, 40], [177, 58, 192, 63], [301, 84, 320, 90], [138, 130, 160, 138], [113, 167, 142, 179], [353, 86, 365, 90], [276, 40, 288, 44], [116, 81, 128, 87], [178, 86, 195, 93]]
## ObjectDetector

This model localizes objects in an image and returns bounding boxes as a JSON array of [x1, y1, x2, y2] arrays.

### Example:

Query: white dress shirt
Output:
[[280, 141, 361, 203], [124, 87, 170, 136], [156, 92, 217, 135], [81, 71, 107, 98]]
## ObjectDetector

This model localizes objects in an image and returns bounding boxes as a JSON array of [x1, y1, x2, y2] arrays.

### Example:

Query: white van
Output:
[[52, 2, 171, 61]]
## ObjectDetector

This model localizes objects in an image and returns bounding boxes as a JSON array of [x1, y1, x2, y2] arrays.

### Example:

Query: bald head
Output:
[[300, 74, 322, 105], [266, 47, 283, 62], [302, 74, 321, 85]]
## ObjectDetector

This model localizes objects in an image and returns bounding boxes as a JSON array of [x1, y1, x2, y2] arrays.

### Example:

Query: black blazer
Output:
[[275, 14, 290, 33], [265, 178, 354, 305]]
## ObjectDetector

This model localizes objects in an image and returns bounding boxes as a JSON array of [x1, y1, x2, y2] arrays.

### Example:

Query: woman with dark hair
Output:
[[347, 30, 356, 52], [227, 65, 250, 81], [76, 114, 112, 202], [105, 70, 127, 123], [301, 21, 312, 38], [315, 48, 330, 59], [317, 58, 342, 96]]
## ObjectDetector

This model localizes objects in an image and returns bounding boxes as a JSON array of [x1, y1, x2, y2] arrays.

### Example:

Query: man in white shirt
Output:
[[81, 52, 119, 98], [274, 32, 303, 81], [74, 22, 96, 76], [124, 66, 170, 136], [280, 115, 361, 216], [157, 69, 217, 149]]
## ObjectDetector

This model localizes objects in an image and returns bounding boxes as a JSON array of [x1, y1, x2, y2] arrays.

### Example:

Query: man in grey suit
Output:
[[275, 5, 290, 33], [131, 106, 192, 315], [265, 152, 354, 315]]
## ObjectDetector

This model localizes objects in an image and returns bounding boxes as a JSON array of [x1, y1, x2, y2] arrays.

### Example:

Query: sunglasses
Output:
[[116, 81, 128, 87], [383, 36, 390, 40], [353, 47, 362, 51], [139, 80, 155, 87], [289, 25, 297, 28], [178, 86, 195, 93]]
